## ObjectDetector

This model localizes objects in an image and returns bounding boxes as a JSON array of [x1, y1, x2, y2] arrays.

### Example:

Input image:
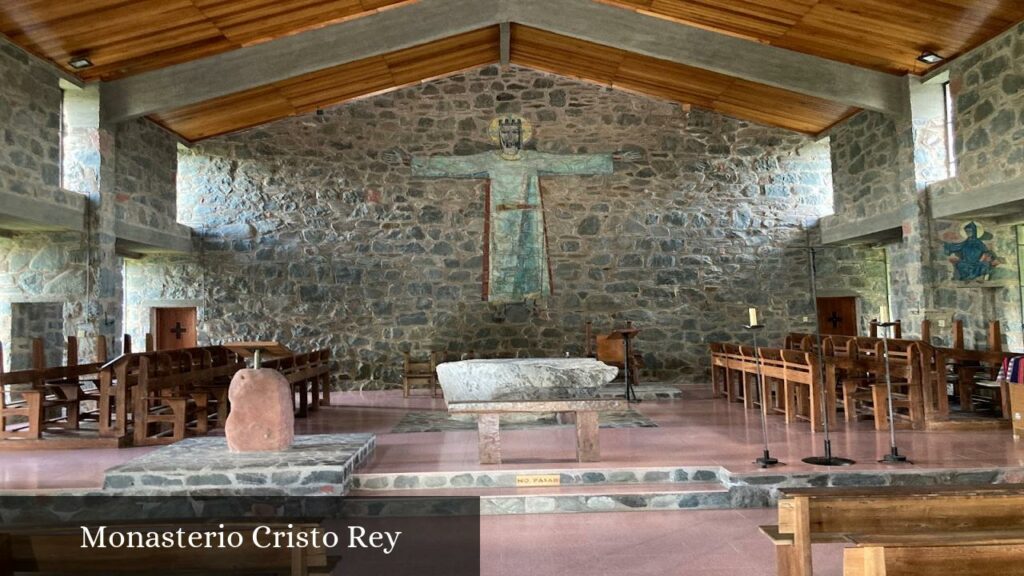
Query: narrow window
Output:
[[943, 81, 957, 178]]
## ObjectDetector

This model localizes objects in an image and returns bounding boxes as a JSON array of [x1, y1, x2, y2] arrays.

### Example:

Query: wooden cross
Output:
[[827, 311, 842, 329], [170, 322, 187, 340]]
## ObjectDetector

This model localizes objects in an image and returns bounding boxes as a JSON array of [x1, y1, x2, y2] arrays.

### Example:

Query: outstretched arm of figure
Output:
[[532, 149, 642, 176], [408, 152, 490, 179]]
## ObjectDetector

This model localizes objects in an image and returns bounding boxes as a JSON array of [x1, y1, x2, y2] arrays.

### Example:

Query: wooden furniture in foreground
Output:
[[0, 337, 111, 447], [844, 533, 1024, 576], [763, 485, 1024, 576], [448, 398, 624, 464], [402, 351, 440, 398], [0, 522, 334, 575]]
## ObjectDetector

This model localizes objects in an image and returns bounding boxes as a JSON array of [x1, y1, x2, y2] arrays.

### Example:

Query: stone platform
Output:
[[349, 463, 1024, 515], [102, 433, 376, 495]]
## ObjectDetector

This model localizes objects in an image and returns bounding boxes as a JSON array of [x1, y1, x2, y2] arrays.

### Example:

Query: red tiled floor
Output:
[[3, 385, 1022, 490]]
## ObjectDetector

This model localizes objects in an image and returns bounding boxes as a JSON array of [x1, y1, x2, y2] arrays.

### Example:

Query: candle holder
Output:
[[800, 241, 855, 467], [746, 323, 781, 468], [877, 321, 911, 464]]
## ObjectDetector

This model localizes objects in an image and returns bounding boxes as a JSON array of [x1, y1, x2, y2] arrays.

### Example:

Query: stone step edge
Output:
[[352, 466, 725, 491], [349, 481, 726, 499]]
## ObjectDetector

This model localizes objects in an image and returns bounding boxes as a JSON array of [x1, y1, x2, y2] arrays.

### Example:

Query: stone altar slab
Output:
[[436, 358, 618, 402], [102, 433, 375, 496]]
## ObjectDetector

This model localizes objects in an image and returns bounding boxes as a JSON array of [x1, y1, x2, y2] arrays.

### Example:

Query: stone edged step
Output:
[[348, 482, 731, 515], [352, 465, 723, 491]]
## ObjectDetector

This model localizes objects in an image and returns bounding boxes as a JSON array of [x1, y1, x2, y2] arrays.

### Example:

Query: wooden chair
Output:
[[403, 351, 440, 397]]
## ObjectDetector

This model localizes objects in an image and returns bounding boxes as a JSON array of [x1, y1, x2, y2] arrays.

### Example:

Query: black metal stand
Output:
[[623, 337, 639, 404], [747, 324, 781, 468], [878, 321, 911, 464], [800, 240, 855, 467]]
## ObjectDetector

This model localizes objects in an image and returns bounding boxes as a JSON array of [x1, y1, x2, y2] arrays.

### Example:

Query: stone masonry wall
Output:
[[950, 20, 1024, 189], [113, 118, 179, 230], [135, 65, 835, 386], [0, 41, 61, 204], [828, 111, 903, 221]]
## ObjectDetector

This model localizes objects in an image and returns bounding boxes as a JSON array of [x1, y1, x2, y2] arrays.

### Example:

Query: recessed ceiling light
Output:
[[68, 56, 94, 70], [917, 51, 944, 65]]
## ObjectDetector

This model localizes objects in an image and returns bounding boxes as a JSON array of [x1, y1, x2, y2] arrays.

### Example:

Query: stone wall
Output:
[[9, 301, 63, 369], [950, 20, 1024, 189], [0, 41, 62, 205], [828, 111, 903, 221], [137, 65, 834, 386], [113, 118, 179, 229]]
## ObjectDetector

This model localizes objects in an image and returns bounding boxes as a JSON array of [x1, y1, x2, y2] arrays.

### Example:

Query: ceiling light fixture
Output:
[[916, 51, 944, 65], [68, 56, 94, 70]]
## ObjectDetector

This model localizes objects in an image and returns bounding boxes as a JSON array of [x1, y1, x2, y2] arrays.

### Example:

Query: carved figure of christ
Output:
[[411, 150, 614, 303]]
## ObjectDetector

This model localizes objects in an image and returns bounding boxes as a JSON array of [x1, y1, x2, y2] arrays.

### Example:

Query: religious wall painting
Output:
[[943, 221, 1001, 281], [387, 115, 638, 304]]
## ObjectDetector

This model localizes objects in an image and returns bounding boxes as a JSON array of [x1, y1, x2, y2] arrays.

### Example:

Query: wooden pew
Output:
[[764, 485, 1024, 576], [262, 349, 334, 416], [98, 346, 244, 441], [709, 344, 823, 428], [844, 533, 1024, 576]]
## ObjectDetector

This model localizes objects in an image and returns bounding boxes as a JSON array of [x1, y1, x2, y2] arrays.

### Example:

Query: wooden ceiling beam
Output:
[[100, 0, 503, 123]]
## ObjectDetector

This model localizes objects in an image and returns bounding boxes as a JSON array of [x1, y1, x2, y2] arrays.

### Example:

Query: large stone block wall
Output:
[[949, 20, 1024, 189], [828, 111, 903, 221], [135, 65, 834, 385], [0, 41, 62, 204], [113, 118, 179, 229]]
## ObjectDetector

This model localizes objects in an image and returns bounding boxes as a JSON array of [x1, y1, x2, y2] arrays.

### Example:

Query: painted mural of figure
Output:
[[385, 115, 639, 303], [944, 221, 998, 281]]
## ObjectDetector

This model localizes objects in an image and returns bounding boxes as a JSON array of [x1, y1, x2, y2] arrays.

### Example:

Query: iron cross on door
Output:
[[827, 311, 842, 329], [170, 322, 187, 340]]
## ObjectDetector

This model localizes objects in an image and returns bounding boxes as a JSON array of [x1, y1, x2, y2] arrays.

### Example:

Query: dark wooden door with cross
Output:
[[816, 297, 858, 336], [154, 307, 198, 351]]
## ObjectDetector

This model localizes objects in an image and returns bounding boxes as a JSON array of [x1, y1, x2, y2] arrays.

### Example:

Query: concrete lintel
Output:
[[499, 21, 511, 66], [114, 221, 193, 255], [509, 0, 906, 114], [931, 175, 1024, 222], [100, 0, 502, 122], [0, 190, 86, 233], [820, 210, 906, 246]]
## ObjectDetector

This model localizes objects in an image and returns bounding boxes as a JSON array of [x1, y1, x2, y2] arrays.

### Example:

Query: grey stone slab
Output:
[[102, 434, 375, 496]]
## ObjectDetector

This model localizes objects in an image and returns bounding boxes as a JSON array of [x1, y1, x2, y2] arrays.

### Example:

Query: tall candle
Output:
[[748, 307, 759, 326], [879, 305, 890, 324]]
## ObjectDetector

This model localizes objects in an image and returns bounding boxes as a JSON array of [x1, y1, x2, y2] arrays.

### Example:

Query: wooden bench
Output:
[[447, 398, 624, 464], [0, 521, 335, 575], [763, 485, 1024, 576], [709, 344, 824, 428], [262, 349, 334, 416], [844, 531, 1024, 576]]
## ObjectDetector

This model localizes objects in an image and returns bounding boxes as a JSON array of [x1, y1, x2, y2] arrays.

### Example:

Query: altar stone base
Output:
[[102, 433, 375, 496]]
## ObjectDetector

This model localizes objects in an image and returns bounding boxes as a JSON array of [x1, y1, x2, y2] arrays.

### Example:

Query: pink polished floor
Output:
[[2, 385, 1021, 576]]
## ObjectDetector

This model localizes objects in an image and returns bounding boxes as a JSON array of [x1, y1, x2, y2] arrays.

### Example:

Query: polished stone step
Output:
[[348, 481, 731, 515]]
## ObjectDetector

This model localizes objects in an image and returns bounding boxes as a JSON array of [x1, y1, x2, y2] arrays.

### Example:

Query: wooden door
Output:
[[817, 297, 858, 336], [154, 307, 197, 351]]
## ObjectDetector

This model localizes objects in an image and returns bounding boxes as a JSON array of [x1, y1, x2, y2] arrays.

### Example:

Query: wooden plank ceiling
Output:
[[151, 27, 501, 140], [600, 0, 1024, 75], [509, 25, 856, 135], [3, 0, 1023, 82], [0, 0, 409, 81]]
